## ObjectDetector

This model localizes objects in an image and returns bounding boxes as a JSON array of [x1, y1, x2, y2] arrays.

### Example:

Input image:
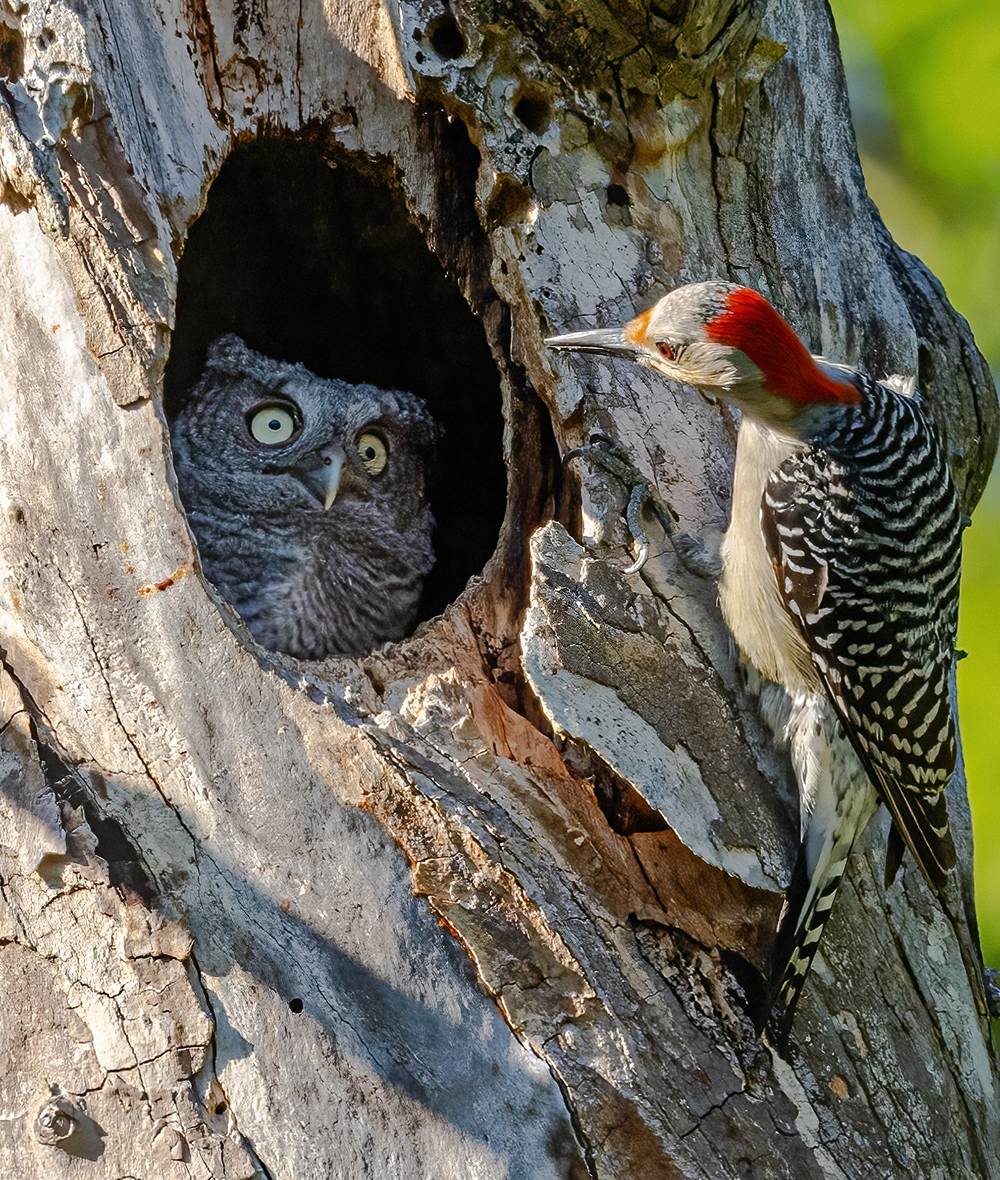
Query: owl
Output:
[[171, 334, 437, 659]]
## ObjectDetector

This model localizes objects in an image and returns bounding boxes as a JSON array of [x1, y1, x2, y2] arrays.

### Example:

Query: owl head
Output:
[[171, 335, 437, 528]]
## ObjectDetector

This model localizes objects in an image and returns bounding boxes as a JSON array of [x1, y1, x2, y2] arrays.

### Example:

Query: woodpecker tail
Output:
[[764, 809, 868, 1045], [764, 699, 878, 1046]]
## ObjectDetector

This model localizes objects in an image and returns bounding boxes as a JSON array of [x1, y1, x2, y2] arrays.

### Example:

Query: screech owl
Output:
[[171, 335, 437, 659]]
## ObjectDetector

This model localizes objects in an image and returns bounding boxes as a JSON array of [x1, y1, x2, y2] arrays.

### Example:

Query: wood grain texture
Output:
[[0, 0, 996, 1176]]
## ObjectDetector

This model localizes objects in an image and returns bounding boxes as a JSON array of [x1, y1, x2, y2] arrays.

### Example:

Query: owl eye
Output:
[[356, 431, 389, 476], [657, 340, 675, 360], [248, 403, 300, 446]]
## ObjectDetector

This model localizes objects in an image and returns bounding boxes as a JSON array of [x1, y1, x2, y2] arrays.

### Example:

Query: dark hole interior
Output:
[[164, 139, 507, 628], [513, 94, 551, 136], [427, 13, 465, 59], [0, 24, 25, 81]]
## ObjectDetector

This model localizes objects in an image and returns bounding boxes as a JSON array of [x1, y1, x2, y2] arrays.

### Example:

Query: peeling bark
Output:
[[0, 1, 997, 1177]]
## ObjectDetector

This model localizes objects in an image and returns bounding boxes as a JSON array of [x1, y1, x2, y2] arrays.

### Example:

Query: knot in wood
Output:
[[34, 1095, 80, 1146]]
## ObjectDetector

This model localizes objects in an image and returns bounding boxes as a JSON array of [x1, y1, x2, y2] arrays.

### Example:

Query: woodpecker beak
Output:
[[296, 444, 345, 510], [545, 327, 642, 360]]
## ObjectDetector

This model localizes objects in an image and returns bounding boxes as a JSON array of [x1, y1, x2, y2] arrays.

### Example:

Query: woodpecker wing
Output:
[[761, 382, 961, 893]]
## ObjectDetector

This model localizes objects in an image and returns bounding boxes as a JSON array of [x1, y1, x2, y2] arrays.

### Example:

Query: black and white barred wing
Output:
[[761, 395, 961, 892]]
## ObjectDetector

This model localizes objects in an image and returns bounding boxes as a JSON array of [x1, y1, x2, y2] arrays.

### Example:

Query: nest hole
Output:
[[164, 138, 508, 646]]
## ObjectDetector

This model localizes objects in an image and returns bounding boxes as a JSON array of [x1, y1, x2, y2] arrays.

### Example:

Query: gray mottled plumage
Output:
[[171, 335, 436, 659]]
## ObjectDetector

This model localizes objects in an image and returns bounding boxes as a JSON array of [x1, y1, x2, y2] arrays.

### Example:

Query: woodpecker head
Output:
[[546, 281, 860, 427]]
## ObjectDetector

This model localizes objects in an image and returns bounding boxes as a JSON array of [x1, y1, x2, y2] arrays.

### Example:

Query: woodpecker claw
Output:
[[624, 483, 652, 573], [561, 434, 630, 478], [621, 548, 648, 576], [563, 433, 676, 573], [563, 433, 722, 580]]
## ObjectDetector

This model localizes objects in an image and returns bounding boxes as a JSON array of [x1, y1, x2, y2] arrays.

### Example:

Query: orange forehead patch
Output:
[[625, 307, 653, 345]]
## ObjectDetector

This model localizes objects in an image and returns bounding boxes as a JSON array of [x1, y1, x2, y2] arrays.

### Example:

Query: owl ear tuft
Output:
[[401, 394, 441, 455], [205, 333, 250, 367], [422, 415, 444, 455]]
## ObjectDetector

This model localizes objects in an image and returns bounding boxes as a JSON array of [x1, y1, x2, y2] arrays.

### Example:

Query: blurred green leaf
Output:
[[833, 0, 1000, 364], [958, 511, 1000, 962]]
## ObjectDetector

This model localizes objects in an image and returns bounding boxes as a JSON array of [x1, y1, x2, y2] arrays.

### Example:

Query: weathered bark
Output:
[[1, 1, 997, 1177]]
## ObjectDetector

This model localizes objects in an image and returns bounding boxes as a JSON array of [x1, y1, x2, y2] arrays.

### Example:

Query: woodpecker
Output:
[[547, 282, 969, 1040]]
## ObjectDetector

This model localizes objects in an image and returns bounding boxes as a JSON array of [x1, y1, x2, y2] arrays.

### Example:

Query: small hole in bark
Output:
[[606, 183, 630, 207], [214, 1102, 228, 1115], [288, 997, 304, 1014], [513, 92, 551, 135], [164, 135, 517, 661], [484, 174, 533, 229], [0, 23, 25, 81], [428, 13, 465, 59]]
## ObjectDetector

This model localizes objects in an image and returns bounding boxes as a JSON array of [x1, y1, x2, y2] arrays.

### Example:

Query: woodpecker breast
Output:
[[719, 417, 820, 696]]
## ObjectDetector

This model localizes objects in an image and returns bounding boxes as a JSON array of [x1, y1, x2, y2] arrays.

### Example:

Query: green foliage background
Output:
[[832, 1, 1000, 959]]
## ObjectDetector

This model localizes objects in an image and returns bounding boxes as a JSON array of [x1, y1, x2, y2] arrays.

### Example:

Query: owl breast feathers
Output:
[[171, 334, 437, 659]]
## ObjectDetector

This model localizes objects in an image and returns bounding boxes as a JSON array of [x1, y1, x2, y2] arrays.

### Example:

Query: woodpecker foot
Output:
[[984, 967, 1000, 1018], [670, 531, 722, 580], [563, 434, 719, 578], [564, 434, 674, 573]]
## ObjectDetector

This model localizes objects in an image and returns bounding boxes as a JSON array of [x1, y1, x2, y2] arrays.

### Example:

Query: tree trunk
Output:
[[1, 1, 997, 1177]]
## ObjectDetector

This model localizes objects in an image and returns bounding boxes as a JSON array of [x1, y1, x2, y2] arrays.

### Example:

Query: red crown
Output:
[[707, 288, 860, 406]]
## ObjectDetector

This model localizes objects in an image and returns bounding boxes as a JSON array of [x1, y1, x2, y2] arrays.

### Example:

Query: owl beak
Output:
[[319, 446, 345, 510], [294, 445, 345, 510]]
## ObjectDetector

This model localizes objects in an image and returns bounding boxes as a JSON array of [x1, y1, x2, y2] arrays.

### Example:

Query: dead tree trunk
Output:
[[1, 1, 997, 1176]]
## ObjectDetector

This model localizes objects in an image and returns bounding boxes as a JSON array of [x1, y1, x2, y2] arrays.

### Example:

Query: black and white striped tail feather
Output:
[[762, 704, 878, 1047], [764, 820, 863, 1045]]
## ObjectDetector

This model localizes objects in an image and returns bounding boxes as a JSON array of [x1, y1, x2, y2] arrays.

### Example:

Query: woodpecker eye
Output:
[[248, 402, 301, 446], [657, 340, 675, 361], [356, 431, 389, 476]]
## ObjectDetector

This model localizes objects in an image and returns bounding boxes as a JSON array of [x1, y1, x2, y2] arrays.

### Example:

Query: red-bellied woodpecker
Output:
[[547, 282, 974, 1041]]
